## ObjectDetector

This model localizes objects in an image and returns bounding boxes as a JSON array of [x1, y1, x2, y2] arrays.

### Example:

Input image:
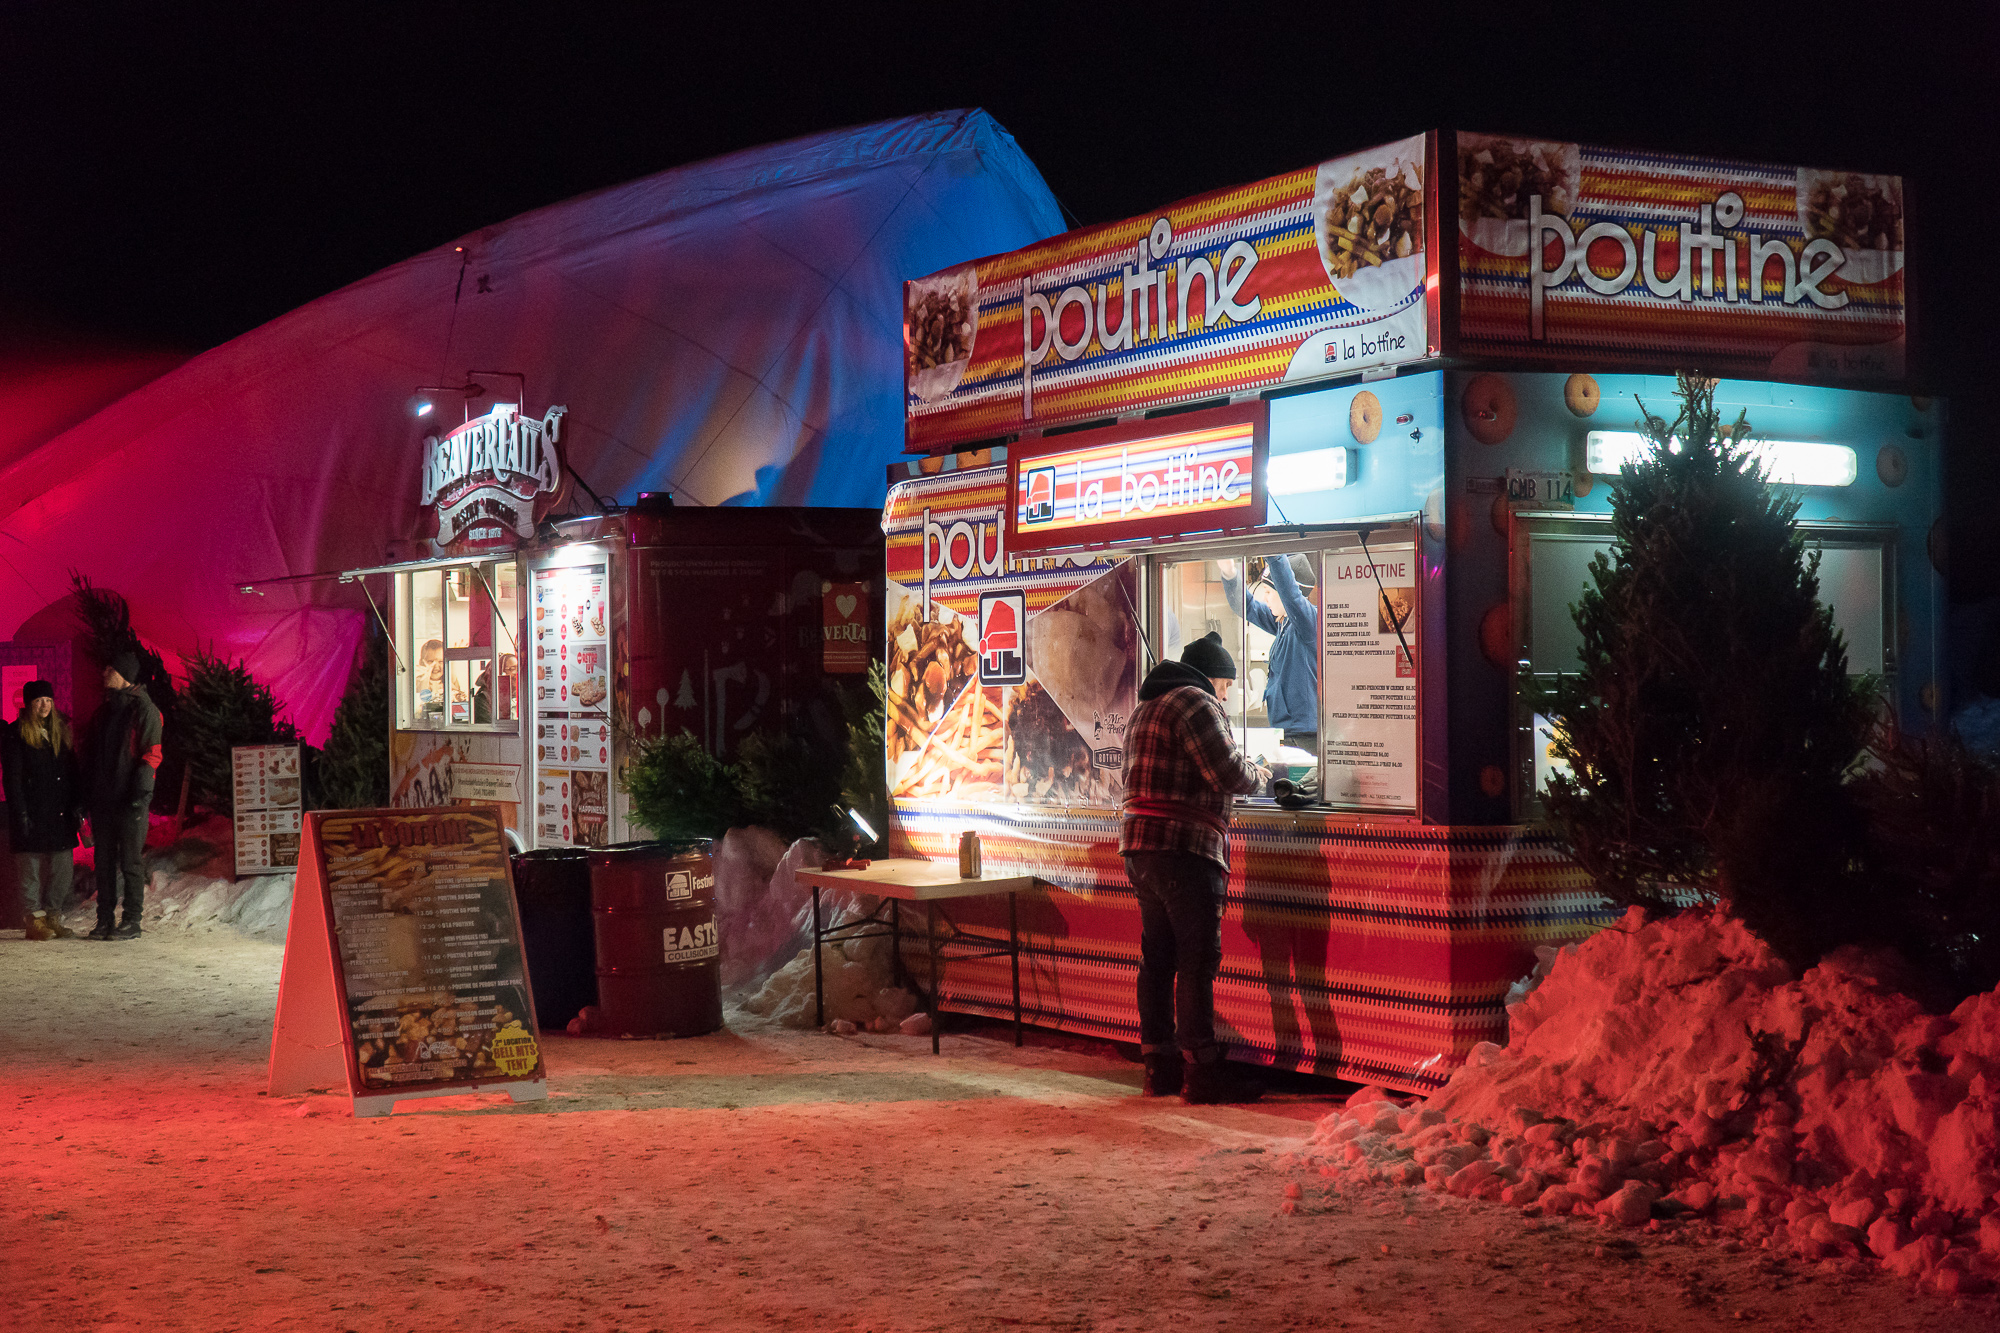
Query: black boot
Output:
[[1182, 1056, 1264, 1105], [112, 919, 142, 939], [89, 916, 116, 941], [1141, 1052, 1184, 1098]]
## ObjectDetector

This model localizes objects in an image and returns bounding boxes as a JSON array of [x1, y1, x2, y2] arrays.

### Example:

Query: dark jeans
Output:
[[91, 804, 148, 927], [1124, 850, 1228, 1062]]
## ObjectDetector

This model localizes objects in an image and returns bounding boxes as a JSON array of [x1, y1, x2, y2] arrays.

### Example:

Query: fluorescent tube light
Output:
[[1584, 432, 1856, 487], [1267, 447, 1352, 495]]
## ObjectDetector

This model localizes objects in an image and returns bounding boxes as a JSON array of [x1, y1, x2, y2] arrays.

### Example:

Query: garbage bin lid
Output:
[[588, 838, 711, 864]]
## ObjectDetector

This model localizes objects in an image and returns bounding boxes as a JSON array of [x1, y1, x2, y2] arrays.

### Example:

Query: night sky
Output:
[[3, 4, 1994, 592]]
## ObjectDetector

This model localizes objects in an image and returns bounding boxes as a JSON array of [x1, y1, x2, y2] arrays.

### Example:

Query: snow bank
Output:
[[56, 818, 295, 940], [1295, 906, 2000, 1296]]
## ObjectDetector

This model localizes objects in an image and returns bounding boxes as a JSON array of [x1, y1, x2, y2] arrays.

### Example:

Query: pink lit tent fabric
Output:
[[0, 110, 1061, 743]]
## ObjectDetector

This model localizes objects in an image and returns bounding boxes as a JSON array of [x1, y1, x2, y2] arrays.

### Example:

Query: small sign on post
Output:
[[233, 744, 303, 876], [267, 805, 546, 1118]]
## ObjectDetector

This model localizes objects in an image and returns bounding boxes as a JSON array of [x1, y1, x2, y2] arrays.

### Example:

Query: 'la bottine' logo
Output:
[[977, 592, 1027, 685]]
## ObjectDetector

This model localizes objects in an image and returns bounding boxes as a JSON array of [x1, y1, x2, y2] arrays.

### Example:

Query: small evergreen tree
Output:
[[316, 626, 390, 809], [177, 646, 301, 816], [1540, 373, 1876, 967], [622, 729, 748, 849], [620, 669, 888, 855], [71, 571, 185, 812]]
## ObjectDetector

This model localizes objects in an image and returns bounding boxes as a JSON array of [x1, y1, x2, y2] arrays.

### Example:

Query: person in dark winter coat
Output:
[[1118, 631, 1267, 1105], [82, 651, 162, 940], [3, 680, 84, 939]]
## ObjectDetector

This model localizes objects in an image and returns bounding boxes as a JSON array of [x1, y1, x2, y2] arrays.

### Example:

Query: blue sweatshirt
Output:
[[1223, 558, 1319, 734]]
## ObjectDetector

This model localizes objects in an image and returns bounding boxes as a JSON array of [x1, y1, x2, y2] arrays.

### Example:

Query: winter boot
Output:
[[48, 913, 78, 939], [112, 919, 143, 940], [1141, 1051, 1184, 1098], [88, 917, 116, 941], [23, 912, 55, 941], [1182, 1056, 1264, 1106]]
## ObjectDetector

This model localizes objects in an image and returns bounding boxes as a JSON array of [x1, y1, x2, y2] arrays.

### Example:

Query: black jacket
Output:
[[1137, 658, 1220, 702], [2, 718, 85, 852], [83, 685, 163, 811]]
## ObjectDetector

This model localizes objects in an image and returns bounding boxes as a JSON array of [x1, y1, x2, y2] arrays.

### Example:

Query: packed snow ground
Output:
[[5, 900, 1997, 1328]]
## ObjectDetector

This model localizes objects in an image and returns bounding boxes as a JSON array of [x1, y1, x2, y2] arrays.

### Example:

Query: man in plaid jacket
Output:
[[1120, 631, 1266, 1104]]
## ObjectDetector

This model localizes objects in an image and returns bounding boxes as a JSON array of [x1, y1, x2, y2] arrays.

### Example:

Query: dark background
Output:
[[2, 3, 1993, 602]]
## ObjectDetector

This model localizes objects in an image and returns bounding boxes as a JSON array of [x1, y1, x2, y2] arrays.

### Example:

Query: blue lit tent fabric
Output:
[[0, 110, 1062, 741]]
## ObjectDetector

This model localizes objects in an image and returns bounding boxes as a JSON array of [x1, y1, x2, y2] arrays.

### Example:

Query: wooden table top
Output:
[[796, 857, 1042, 901]]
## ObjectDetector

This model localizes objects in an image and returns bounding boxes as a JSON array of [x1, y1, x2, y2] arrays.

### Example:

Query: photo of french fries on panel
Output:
[[886, 600, 1001, 799], [322, 819, 500, 914]]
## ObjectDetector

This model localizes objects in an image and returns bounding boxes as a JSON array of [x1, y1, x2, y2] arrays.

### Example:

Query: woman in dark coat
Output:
[[3, 680, 84, 939]]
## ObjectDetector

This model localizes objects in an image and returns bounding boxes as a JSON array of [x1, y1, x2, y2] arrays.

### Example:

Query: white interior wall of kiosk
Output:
[[0, 110, 1061, 745], [1526, 527, 1888, 677]]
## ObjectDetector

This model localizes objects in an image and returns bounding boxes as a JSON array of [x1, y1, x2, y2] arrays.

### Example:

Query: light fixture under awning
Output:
[[1266, 446, 1353, 495], [1585, 431, 1857, 487]]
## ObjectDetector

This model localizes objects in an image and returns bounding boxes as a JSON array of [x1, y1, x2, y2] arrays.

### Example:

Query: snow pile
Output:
[[1295, 906, 2000, 1296], [735, 889, 919, 1033], [713, 829, 828, 990], [54, 817, 296, 940]]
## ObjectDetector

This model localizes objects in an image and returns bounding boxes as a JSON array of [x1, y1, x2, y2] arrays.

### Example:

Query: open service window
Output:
[[1510, 516, 1892, 818], [1152, 523, 1419, 815], [395, 558, 523, 731]]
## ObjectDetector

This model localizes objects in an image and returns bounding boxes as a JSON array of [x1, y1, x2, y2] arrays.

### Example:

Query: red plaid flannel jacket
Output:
[[1119, 667, 1264, 870]]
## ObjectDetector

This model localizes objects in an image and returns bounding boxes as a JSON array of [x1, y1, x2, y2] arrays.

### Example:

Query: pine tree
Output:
[[316, 625, 390, 809], [70, 572, 184, 811], [177, 646, 301, 816], [1540, 373, 1876, 967]]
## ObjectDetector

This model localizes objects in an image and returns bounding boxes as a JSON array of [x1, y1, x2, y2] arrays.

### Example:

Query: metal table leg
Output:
[[1009, 891, 1022, 1047], [927, 900, 940, 1055], [812, 885, 824, 1029]]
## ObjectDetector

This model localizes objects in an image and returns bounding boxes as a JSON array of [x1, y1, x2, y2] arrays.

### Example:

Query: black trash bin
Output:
[[510, 847, 598, 1032]]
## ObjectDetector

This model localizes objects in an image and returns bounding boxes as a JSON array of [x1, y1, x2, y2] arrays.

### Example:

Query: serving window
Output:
[[395, 558, 522, 731], [1512, 516, 1893, 817], [1152, 524, 1421, 814]]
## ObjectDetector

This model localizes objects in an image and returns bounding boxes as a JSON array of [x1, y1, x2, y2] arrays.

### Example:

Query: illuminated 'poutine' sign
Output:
[[1007, 402, 1267, 552]]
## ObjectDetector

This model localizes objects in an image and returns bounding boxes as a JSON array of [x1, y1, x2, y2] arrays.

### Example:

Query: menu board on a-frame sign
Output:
[[267, 806, 546, 1117]]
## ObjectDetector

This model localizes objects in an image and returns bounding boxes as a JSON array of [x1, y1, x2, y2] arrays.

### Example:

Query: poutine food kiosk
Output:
[[885, 131, 1940, 1091]]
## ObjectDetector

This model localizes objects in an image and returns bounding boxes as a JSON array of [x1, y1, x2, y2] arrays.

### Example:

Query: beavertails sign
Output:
[[421, 403, 568, 556]]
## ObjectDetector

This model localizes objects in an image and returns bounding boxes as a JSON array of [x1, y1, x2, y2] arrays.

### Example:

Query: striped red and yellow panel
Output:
[[883, 804, 1606, 1092]]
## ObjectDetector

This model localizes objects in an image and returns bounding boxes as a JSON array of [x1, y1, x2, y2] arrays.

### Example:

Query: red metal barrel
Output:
[[588, 841, 722, 1037]]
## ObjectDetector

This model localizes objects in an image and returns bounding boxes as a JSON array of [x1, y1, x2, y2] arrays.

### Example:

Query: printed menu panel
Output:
[[1320, 545, 1418, 811], [317, 807, 542, 1090], [233, 743, 304, 875], [236, 808, 303, 873], [531, 560, 611, 847]]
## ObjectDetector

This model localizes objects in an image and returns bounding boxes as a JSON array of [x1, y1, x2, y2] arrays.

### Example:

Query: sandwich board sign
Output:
[[266, 805, 546, 1117]]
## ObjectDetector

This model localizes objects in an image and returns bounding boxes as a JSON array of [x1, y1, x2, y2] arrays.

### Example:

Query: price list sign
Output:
[[531, 560, 611, 847], [1320, 545, 1419, 812], [267, 806, 547, 1115], [233, 744, 303, 875]]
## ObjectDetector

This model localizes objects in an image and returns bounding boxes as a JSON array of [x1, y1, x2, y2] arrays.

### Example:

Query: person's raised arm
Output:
[[1268, 555, 1317, 628], [1219, 560, 1277, 634]]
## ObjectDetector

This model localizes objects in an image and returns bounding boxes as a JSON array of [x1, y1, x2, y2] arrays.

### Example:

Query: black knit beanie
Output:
[[108, 651, 141, 682], [22, 679, 54, 703], [1179, 631, 1236, 680]]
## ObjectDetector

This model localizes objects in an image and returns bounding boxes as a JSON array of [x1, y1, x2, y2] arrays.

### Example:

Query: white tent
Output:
[[0, 109, 1060, 740]]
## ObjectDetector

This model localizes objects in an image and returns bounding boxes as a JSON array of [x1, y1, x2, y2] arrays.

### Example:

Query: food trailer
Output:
[[346, 400, 883, 850], [883, 131, 1939, 1092]]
